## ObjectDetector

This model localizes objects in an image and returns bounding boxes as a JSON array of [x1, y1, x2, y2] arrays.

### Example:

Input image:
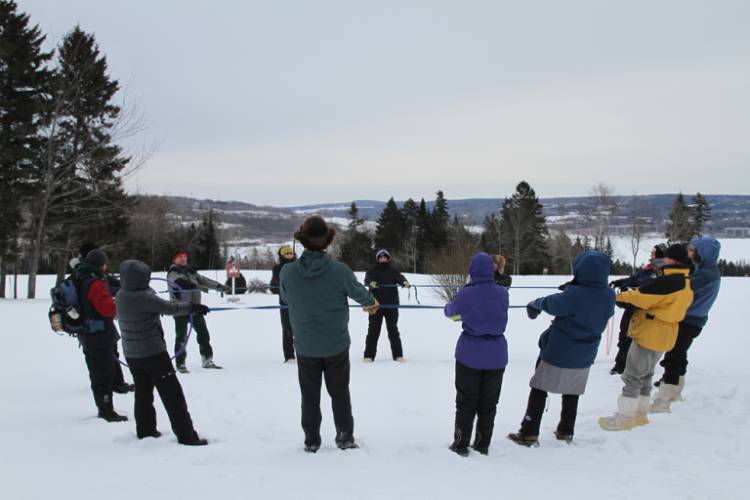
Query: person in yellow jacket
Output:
[[599, 244, 693, 431]]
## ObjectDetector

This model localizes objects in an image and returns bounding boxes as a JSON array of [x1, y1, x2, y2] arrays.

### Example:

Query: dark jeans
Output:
[[174, 314, 213, 366], [519, 387, 579, 436], [80, 331, 117, 396], [660, 323, 702, 385], [613, 308, 635, 371], [364, 308, 403, 360], [127, 351, 198, 443], [280, 308, 295, 361], [297, 350, 354, 447], [453, 361, 505, 450]]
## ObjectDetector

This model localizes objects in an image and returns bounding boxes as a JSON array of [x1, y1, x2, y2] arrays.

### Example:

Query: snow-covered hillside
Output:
[[1, 273, 748, 499]]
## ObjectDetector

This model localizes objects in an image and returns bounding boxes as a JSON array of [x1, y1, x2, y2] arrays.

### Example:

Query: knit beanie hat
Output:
[[375, 249, 391, 261], [85, 249, 108, 269], [653, 243, 667, 259], [79, 241, 98, 259], [172, 250, 188, 263], [664, 244, 689, 265], [294, 215, 336, 251]]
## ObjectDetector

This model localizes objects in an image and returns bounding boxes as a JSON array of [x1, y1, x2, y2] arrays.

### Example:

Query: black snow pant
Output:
[[364, 308, 403, 360], [519, 387, 579, 437], [297, 349, 354, 448], [80, 331, 117, 398], [126, 351, 199, 443], [660, 323, 702, 385], [174, 314, 213, 366], [453, 361, 505, 450], [613, 308, 635, 371], [113, 343, 126, 385], [280, 308, 295, 361]]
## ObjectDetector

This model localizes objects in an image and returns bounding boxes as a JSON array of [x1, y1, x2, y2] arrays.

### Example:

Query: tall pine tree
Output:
[[339, 202, 373, 271], [665, 192, 693, 243], [500, 181, 549, 274], [0, 0, 51, 296], [692, 192, 711, 236], [374, 197, 404, 254]]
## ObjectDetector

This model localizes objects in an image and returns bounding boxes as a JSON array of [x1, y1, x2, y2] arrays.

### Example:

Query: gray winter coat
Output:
[[117, 260, 192, 359], [167, 264, 221, 305]]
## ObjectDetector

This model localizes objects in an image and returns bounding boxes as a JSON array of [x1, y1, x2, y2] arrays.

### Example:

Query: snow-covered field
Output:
[[2, 272, 748, 500], [604, 235, 749, 266]]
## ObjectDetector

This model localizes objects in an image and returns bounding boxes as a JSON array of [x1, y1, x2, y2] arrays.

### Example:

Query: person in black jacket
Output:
[[270, 245, 297, 362], [363, 249, 410, 362], [116, 260, 209, 445]]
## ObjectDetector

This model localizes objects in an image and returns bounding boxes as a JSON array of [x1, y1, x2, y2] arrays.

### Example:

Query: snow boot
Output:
[[95, 393, 128, 423], [304, 443, 320, 453], [609, 364, 624, 375], [507, 432, 539, 447], [113, 382, 135, 394], [598, 395, 644, 431], [363, 357, 374, 363], [335, 432, 359, 450], [635, 395, 651, 425], [201, 356, 222, 369], [394, 357, 406, 363], [137, 430, 162, 439], [449, 443, 470, 457], [674, 375, 685, 402], [177, 364, 189, 374], [650, 382, 681, 414], [553, 430, 573, 443], [179, 431, 208, 446]]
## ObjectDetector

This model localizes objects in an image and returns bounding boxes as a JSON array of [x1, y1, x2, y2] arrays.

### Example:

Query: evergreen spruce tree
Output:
[[479, 213, 502, 255], [400, 198, 425, 272], [339, 202, 373, 271], [428, 190, 450, 254], [0, 0, 52, 296], [374, 197, 404, 254], [665, 192, 694, 243], [692, 192, 711, 236], [500, 181, 550, 274]]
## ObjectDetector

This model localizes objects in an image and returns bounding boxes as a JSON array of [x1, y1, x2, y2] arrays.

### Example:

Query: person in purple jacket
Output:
[[444, 252, 509, 457]]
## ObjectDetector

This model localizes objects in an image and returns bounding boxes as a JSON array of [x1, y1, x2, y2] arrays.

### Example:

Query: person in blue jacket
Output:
[[508, 251, 615, 446], [651, 236, 721, 412], [444, 252, 509, 457]]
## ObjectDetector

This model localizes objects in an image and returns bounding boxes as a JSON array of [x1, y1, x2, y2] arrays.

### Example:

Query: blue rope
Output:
[[206, 304, 528, 311]]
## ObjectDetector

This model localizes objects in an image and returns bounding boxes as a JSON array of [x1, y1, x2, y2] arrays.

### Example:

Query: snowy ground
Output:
[[2, 272, 749, 500], [602, 234, 749, 266]]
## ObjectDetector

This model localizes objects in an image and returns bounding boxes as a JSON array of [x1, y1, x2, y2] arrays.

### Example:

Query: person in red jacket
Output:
[[74, 249, 128, 422]]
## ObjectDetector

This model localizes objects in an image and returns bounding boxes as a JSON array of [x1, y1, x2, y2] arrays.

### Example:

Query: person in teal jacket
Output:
[[280, 215, 378, 453]]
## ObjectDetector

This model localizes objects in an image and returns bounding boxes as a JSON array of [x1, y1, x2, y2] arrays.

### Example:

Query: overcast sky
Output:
[[21, 0, 750, 206]]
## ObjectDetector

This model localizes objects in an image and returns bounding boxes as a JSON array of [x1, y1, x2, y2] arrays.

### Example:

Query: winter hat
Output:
[[79, 241, 98, 258], [85, 249, 108, 269], [653, 243, 667, 259], [294, 215, 336, 251], [172, 250, 188, 263], [664, 244, 689, 265], [279, 245, 294, 256], [375, 249, 391, 261]]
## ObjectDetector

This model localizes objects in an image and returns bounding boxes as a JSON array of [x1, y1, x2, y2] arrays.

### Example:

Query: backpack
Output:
[[49, 278, 85, 335]]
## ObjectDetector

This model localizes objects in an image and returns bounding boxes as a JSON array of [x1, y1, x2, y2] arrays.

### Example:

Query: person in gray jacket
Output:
[[167, 250, 226, 372], [116, 260, 209, 446]]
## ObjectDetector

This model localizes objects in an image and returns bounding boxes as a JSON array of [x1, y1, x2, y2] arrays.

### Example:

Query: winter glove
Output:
[[368, 281, 379, 289], [362, 299, 380, 315], [449, 315, 461, 322], [216, 284, 227, 293], [190, 304, 210, 316], [526, 302, 542, 320], [557, 278, 577, 291], [609, 278, 627, 289], [402, 281, 411, 288]]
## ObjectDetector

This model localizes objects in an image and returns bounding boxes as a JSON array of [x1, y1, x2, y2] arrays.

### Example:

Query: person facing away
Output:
[[73, 249, 128, 423], [167, 250, 226, 372], [270, 245, 297, 363], [599, 244, 693, 431], [507, 251, 615, 447], [491, 254, 513, 287], [116, 260, 210, 445], [280, 215, 379, 453], [608, 243, 667, 375], [651, 236, 721, 413], [363, 249, 410, 362], [444, 252, 509, 457]]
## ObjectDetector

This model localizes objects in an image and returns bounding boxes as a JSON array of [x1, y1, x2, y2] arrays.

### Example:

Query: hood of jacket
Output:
[[295, 250, 333, 278], [572, 251, 611, 288], [690, 236, 720, 269], [120, 260, 151, 291], [469, 252, 495, 283]]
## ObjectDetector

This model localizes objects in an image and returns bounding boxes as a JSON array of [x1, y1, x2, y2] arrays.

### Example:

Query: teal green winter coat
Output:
[[280, 250, 375, 357]]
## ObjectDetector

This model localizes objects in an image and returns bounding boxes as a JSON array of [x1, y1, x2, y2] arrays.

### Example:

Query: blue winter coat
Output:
[[444, 252, 509, 370], [530, 251, 615, 369], [683, 237, 721, 328]]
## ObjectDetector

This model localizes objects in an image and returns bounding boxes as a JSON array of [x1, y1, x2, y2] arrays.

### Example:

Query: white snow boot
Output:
[[202, 356, 223, 369], [674, 376, 685, 402], [635, 395, 651, 426], [599, 396, 645, 431], [650, 382, 681, 414]]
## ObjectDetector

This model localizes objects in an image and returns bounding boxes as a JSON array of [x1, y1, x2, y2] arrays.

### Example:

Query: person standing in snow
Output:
[[608, 243, 667, 375], [270, 245, 297, 363], [116, 259, 209, 446], [492, 254, 513, 287], [363, 249, 410, 362], [507, 251, 615, 446], [167, 250, 226, 372], [444, 252, 509, 457], [280, 215, 379, 453], [73, 249, 128, 423], [650, 237, 721, 412], [599, 244, 693, 431]]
